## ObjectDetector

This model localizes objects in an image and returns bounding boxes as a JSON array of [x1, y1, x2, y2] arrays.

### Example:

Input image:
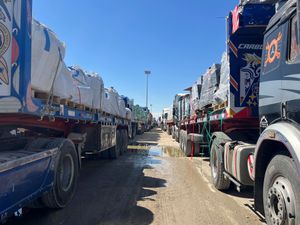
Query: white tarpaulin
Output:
[[118, 97, 126, 118], [73, 86, 93, 108], [31, 19, 66, 93], [86, 73, 104, 110], [69, 66, 95, 108], [126, 108, 132, 120], [102, 88, 121, 116], [53, 62, 77, 100], [30, 19, 113, 112]]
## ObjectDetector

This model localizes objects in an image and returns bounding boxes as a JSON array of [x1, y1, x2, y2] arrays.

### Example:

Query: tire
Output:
[[167, 126, 172, 135], [116, 130, 122, 156], [42, 139, 79, 208], [109, 132, 120, 159], [263, 155, 300, 225], [210, 138, 231, 191], [181, 131, 190, 156], [122, 130, 128, 153], [172, 127, 176, 139], [175, 129, 180, 142], [179, 130, 183, 151]]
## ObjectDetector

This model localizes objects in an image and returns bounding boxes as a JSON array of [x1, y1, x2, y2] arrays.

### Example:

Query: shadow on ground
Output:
[[6, 151, 166, 225]]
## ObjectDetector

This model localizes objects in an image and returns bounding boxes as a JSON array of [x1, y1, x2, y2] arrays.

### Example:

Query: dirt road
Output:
[[7, 128, 265, 225]]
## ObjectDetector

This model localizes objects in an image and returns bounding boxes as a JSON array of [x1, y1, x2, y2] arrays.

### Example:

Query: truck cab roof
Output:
[[266, 0, 296, 32]]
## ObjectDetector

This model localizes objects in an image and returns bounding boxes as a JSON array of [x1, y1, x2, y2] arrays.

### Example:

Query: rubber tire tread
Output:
[[42, 139, 79, 209], [123, 130, 128, 153], [210, 138, 231, 191]]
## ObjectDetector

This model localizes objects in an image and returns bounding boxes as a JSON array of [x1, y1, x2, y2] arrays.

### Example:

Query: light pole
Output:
[[145, 70, 151, 109], [150, 104, 153, 113]]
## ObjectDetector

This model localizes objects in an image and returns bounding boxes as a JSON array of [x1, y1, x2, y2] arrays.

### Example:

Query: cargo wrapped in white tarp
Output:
[[69, 66, 87, 85], [53, 62, 77, 100], [72, 86, 93, 108], [86, 73, 104, 110], [118, 97, 126, 118], [31, 19, 66, 93], [69, 66, 94, 108], [102, 88, 121, 116], [126, 108, 132, 120], [213, 53, 230, 105]]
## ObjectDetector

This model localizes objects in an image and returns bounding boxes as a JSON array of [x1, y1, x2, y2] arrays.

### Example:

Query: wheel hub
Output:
[[267, 177, 295, 225]]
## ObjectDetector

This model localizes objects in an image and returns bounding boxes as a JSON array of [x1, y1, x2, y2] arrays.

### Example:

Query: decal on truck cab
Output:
[[240, 53, 261, 106], [264, 32, 282, 67], [0, 1, 11, 94]]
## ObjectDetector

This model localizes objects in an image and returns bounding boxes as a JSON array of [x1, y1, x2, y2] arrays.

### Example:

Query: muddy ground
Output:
[[7, 128, 265, 225]]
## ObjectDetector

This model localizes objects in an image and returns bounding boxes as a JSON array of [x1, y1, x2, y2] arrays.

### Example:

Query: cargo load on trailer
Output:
[[213, 53, 230, 106], [198, 64, 220, 110], [31, 18, 130, 119], [191, 77, 202, 112]]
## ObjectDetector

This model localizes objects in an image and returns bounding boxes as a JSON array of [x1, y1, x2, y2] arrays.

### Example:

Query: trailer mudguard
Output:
[[254, 121, 300, 178], [0, 148, 57, 220]]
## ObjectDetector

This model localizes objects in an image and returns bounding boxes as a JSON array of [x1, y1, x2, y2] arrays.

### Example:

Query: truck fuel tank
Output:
[[224, 141, 255, 186]]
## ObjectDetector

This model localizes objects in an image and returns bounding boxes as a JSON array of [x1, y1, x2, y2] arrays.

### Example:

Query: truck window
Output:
[[289, 15, 300, 62]]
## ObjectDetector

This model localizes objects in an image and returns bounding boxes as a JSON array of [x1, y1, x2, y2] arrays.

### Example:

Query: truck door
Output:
[[260, 23, 285, 125], [281, 14, 300, 124]]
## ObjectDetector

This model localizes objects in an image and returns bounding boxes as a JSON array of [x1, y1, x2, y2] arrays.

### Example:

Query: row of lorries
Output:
[[162, 0, 300, 224], [0, 0, 152, 222]]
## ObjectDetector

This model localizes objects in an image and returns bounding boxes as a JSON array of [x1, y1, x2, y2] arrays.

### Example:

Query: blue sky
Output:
[[33, 1, 237, 117]]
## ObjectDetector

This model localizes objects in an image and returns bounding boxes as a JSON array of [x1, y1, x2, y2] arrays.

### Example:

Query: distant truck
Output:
[[131, 105, 151, 135], [171, 1, 300, 224], [161, 107, 173, 134], [0, 1, 136, 221]]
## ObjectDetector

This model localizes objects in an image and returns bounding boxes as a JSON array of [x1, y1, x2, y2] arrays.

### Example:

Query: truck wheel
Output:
[[122, 130, 128, 153], [167, 126, 172, 135], [109, 142, 120, 159], [116, 130, 123, 155], [172, 127, 176, 139], [210, 138, 231, 191], [42, 139, 79, 208], [175, 129, 180, 142], [263, 155, 300, 225], [179, 131, 184, 151], [181, 131, 192, 156]]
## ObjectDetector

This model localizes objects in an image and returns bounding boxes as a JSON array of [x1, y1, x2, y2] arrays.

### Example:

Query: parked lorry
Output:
[[161, 107, 173, 134], [132, 105, 153, 134], [172, 0, 300, 224], [0, 0, 133, 221]]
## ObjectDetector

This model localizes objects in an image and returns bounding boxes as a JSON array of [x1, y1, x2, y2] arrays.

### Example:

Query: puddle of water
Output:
[[127, 145, 184, 158], [128, 145, 151, 150], [148, 147, 163, 157]]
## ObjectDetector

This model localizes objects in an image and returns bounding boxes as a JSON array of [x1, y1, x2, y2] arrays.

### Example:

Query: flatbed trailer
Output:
[[0, 0, 130, 221]]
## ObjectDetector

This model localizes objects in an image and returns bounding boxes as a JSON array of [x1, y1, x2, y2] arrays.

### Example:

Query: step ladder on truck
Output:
[[0, 0, 130, 221]]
